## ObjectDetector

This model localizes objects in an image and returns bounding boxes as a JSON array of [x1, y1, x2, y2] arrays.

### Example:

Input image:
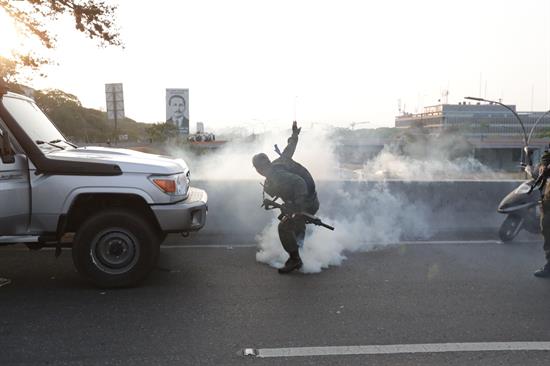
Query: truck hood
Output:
[[47, 146, 189, 175]]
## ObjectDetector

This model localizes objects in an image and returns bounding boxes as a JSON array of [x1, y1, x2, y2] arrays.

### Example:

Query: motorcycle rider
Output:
[[535, 150, 550, 277], [252, 121, 319, 274]]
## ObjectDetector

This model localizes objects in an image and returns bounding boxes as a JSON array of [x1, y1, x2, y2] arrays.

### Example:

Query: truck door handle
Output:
[[0, 174, 23, 180]]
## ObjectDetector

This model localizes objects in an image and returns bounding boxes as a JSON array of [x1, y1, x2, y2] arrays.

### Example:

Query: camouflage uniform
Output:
[[263, 133, 319, 256], [540, 151, 550, 264]]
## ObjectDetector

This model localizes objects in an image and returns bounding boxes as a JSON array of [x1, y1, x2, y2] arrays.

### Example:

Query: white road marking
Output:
[[1, 239, 541, 252], [161, 239, 540, 249], [247, 342, 550, 358], [162, 244, 257, 249], [397, 239, 503, 245]]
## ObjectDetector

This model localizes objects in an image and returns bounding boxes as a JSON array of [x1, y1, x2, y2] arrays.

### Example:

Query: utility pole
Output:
[[112, 91, 118, 145]]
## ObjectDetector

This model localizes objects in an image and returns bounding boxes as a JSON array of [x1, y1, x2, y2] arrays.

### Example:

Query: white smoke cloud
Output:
[[167, 126, 499, 273], [255, 182, 433, 273], [252, 130, 508, 272], [168, 126, 338, 181], [358, 148, 500, 181]]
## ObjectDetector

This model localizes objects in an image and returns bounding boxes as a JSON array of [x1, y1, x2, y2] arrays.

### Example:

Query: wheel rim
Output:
[[501, 215, 524, 241], [506, 221, 517, 235], [90, 229, 140, 275]]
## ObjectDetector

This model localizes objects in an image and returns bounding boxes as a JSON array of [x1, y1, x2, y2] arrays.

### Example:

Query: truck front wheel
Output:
[[72, 209, 160, 288]]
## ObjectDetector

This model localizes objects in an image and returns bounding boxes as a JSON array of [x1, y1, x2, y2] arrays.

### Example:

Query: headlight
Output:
[[515, 182, 532, 194], [149, 173, 189, 196]]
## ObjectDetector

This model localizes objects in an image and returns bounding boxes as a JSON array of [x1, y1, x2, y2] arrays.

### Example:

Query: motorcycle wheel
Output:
[[498, 214, 524, 242]]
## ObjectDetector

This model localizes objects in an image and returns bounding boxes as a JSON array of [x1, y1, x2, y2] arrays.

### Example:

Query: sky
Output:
[[1, 0, 550, 132]]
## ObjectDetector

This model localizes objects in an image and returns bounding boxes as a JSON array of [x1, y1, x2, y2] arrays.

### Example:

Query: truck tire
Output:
[[72, 209, 160, 288]]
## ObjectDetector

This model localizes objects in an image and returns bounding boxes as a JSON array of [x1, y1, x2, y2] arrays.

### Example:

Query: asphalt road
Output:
[[1, 236, 550, 365]]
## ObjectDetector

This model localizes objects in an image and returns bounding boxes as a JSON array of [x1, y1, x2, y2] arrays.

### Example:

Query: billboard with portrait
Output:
[[166, 88, 189, 135]]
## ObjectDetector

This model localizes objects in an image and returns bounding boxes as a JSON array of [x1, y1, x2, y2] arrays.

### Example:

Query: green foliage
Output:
[[0, 0, 121, 81], [146, 123, 179, 143], [34, 88, 148, 143], [536, 128, 550, 139], [0, 56, 17, 83], [391, 128, 473, 160]]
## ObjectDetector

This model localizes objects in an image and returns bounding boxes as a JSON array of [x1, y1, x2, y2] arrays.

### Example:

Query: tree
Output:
[[32, 88, 149, 143], [0, 0, 121, 81], [146, 123, 179, 143], [536, 128, 550, 139], [0, 56, 17, 82]]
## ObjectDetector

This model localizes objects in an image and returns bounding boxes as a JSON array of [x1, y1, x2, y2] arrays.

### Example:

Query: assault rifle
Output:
[[261, 198, 335, 231]]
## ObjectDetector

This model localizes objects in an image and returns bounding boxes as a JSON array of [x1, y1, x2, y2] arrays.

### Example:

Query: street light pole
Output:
[[527, 109, 550, 145], [465, 96, 534, 171], [465, 96, 528, 147]]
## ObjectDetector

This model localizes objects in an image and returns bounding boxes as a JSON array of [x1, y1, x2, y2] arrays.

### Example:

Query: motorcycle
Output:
[[497, 148, 542, 242]]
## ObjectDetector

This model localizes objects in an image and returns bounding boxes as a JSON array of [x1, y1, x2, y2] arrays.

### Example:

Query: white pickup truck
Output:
[[0, 87, 207, 287]]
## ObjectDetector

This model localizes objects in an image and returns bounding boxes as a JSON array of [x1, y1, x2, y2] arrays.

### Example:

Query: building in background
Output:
[[395, 103, 550, 170], [166, 89, 189, 135], [196, 122, 204, 134], [396, 103, 550, 138]]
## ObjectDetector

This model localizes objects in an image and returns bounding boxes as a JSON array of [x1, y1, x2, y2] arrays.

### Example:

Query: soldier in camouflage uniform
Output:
[[536, 150, 550, 277], [252, 121, 319, 274]]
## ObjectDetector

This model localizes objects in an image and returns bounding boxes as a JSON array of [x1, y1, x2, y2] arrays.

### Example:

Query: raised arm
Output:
[[281, 121, 301, 159]]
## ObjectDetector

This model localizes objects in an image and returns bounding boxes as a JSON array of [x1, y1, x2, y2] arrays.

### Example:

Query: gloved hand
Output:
[[292, 121, 301, 136]]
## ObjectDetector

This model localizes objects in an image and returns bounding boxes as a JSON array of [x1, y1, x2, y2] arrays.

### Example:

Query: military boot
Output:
[[278, 252, 303, 274], [534, 263, 550, 278]]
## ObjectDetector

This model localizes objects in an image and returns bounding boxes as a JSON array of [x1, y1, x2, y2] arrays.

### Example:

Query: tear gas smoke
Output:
[[255, 181, 433, 273], [168, 127, 336, 181], [358, 149, 499, 181], [356, 132, 508, 181], [168, 127, 501, 273]]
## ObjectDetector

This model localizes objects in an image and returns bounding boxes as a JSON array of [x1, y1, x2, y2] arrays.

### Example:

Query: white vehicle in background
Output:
[[0, 87, 208, 288], [188, 132, 216, 142]]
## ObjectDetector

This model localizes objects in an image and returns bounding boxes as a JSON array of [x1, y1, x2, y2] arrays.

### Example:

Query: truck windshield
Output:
[[1, 95, 71, 151]]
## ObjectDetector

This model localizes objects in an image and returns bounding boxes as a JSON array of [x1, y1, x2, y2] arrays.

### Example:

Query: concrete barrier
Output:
[[186, 179, 530, 243]]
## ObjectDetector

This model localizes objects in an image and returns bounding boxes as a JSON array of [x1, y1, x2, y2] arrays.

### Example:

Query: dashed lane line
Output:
[[244, 341, 550, 358]]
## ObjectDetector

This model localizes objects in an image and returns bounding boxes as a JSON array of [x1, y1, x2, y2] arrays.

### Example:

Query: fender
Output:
[[61, 187, 155, 214]]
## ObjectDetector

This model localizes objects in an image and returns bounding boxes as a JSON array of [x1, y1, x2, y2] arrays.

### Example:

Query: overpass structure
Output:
[[335, 134, 548, 171]]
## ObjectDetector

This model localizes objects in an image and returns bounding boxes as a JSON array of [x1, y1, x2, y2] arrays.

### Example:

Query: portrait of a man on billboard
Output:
[[166, 89, 189, 134]]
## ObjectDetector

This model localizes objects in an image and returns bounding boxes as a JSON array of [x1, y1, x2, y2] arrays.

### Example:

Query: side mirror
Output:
[[0, 130, 15, 164]]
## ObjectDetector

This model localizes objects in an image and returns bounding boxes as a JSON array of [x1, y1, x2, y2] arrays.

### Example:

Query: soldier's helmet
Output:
[[252, 153, 271, 174]]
